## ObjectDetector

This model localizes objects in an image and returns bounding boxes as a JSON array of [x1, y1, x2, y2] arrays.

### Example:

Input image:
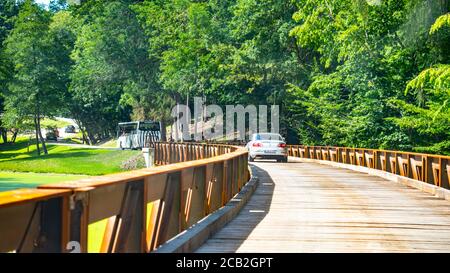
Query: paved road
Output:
[[196, 160, 450, 252]]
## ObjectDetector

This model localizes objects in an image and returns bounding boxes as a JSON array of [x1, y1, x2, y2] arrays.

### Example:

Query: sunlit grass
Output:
[[99, 138, 117, 148], [0, 138, 141, 175], [40, 118, 72, 129], [0, 171, 88, 192]]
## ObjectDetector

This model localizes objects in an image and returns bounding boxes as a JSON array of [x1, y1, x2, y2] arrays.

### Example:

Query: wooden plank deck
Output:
[[196, 161, 450, 253]]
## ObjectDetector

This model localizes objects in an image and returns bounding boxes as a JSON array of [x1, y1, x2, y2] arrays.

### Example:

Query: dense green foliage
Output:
[[286, 0, 449, 154], [0, 0, 449, 154], [0, 0, 20, 143]]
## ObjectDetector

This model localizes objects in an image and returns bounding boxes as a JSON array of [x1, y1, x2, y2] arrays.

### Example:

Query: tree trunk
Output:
[[0, 129, 7, 144], [36, 96, 48, 155], [83, 131, 89, 145], [34, 115, 41, 155], [36, 111, 48, 155], [81, 125, 92, 145], [87, 132, 96, 145], [80, 128, 86, 144], [160, 120, 167, 141], [10, 129, 18, 143], [74, 118, 87, 144]]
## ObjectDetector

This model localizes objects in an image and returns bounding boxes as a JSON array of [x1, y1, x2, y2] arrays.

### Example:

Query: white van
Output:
[[117, 121, 161, 149]]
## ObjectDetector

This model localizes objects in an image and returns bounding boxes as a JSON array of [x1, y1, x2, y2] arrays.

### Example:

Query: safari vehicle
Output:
[[117, 121, 161, 149], [245, 133, 288, 162], [45, 127, 59, 141], [64, 125, 76, 133]]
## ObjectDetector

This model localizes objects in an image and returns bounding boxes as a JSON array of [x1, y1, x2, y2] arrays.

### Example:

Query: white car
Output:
[[246, 133, 288, 162]]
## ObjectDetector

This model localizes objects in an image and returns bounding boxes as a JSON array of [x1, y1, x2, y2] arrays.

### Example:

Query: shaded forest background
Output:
[[0, 0, 449, 154]]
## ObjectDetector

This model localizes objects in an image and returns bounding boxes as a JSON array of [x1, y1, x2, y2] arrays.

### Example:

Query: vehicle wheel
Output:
[[283, 157, 288, 163], [249, 156, 255, 162]]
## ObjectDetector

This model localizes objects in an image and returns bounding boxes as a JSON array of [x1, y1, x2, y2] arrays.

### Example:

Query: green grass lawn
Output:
[[0, 138, 141, 175], [99, 138, 118, 148], [0, 171, 88, 192], [40, 118, 71, 129]]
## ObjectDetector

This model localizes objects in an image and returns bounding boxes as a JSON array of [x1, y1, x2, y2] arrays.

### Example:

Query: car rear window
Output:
[[254, 134, 282, 141]]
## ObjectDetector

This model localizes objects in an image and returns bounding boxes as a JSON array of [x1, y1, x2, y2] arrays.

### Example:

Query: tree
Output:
[[133, 0, 301, 140], [1, 0, 448, 155], [389, 12, 450, 154], [4, 0, 63, 154], [69, 0, 145, 144], [285, 0, 449, 154], [0, 0, 20, 144]]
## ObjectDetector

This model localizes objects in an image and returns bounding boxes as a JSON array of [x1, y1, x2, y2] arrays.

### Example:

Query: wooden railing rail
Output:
[[287, 145, 450, 189], [0, 143, 248, 253], [153, 142, 239, 165]]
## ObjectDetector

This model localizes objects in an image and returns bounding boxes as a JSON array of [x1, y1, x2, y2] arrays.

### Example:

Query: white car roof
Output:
[[252, 133, 282, 136]]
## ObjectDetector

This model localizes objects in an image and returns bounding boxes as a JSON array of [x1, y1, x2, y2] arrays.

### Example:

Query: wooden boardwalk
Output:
[[196, 161, 450, 252]]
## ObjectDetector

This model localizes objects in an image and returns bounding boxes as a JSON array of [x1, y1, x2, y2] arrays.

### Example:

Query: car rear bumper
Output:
[[249, 150, 287, 158], [252, 154, 287, 160]]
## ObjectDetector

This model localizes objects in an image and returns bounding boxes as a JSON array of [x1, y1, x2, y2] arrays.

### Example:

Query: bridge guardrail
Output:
[[0, 189, 72, 253], [288, 145, 450, 189], [0, 143, 249, 253]]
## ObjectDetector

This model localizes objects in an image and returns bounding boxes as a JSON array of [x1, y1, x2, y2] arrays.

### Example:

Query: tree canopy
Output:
[[0, 0, 448, 154]]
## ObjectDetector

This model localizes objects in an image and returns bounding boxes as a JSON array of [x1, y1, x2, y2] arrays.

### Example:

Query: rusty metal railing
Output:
[[287, 145, 450, 189], [0, 143, 249, 253]]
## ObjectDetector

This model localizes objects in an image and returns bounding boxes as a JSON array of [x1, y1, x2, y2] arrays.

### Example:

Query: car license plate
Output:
[[265, 150, 276, 154]]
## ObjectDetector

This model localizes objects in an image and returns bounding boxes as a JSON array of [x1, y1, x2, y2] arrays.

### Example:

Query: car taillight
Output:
[[252, 142, 263, 147], [278, 143, 286, 148]]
